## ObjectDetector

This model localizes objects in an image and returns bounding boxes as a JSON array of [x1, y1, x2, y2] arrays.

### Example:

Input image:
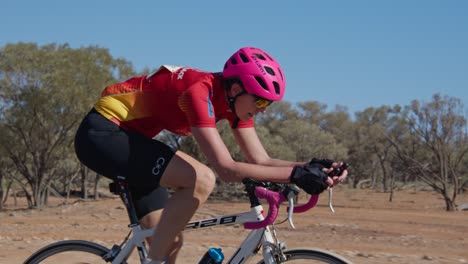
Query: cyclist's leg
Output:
[[75, 109, 214, 262], [75, 109, 187, 262], [140, 210, 183, 263], [133, 187, 183, 263], [147, 151, 216, 261]]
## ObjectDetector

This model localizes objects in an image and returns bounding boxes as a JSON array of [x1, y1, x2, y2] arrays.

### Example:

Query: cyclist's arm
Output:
[[191, 126, 293, 183], [232, 127, 305, 167]]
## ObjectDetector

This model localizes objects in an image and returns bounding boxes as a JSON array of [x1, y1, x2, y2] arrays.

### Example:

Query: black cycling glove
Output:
[[307, 158, 335, 170], [290, 165, 329, 195]]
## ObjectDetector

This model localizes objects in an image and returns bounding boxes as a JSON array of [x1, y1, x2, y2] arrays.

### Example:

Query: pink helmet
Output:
[[222, 47, 286, 101]]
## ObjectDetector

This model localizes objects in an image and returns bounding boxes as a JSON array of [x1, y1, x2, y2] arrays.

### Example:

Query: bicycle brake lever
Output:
[[287, 192, 296, 229], [328, 188, 335, 213]]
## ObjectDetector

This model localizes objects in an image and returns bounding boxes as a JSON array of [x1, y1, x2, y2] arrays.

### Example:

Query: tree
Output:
[[278, 119, 347, 161], [260, 101, 348, 161], [387, 94, 468, 211], [257, 101, 300, 130], [0, 42, 135, 207], [352, 106, 396, 190], [0, 151, 16, 209]]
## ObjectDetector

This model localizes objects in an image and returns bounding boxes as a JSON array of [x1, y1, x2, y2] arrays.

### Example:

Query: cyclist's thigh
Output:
[[159, 151, 215, 189]]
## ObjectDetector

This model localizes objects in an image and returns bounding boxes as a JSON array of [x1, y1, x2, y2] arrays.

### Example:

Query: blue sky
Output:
[[1, 0, 467, 115]]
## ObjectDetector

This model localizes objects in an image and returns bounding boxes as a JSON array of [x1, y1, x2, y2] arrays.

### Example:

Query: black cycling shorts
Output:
[[74, 108, 176, 219]]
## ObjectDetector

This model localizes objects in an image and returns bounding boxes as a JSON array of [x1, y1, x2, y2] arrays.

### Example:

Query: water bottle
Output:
[[198, 247, 224, 264]]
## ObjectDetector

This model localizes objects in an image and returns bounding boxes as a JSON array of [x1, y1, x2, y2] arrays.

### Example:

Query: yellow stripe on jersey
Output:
[[94, 92, 151, 122]]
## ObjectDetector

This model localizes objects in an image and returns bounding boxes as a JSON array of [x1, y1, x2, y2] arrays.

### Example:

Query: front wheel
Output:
[[258, 248, 352, 264], [24, 240, 111, 264]]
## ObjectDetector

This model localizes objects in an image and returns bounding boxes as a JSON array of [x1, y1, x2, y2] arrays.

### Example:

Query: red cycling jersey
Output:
[[94, 65, 254, 138]]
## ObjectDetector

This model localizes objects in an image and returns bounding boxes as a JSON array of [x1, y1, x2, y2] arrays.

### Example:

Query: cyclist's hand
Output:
[[289, 164, 329, 195], [323, 162, 349, 186], [308, 158, 349, 187], [307, 158, 335, 169]]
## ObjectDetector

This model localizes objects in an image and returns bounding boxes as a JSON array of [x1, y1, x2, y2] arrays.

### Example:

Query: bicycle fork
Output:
[[261, 225, 288, 264]]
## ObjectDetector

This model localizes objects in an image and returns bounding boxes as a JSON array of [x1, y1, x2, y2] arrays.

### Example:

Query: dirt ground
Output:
[[0, 187, 467, 264]]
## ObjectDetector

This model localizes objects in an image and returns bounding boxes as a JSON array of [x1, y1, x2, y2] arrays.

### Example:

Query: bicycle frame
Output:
[[111, 203, 276, 264], [25, 178, 352, 264], [104, 177, 333, 264]]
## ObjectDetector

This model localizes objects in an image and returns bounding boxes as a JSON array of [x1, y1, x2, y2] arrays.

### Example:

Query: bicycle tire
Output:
[[24, 240, 112, 264], [257, 248, 352, 264]]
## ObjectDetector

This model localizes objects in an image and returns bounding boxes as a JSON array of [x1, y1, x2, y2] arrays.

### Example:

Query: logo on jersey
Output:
[[207, 91, 214, 118], [151, 157, 166, 176], [177, 67, 189, 80]]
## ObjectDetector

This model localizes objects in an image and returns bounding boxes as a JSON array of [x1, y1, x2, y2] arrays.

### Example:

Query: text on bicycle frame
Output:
[[186, 216, 238, 229]]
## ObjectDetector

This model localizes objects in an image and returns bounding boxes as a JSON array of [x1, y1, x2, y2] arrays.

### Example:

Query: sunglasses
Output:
[[255, 96, 273, 109]]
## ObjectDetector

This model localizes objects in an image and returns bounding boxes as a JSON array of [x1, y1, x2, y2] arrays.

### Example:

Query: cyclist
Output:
[[74, 46, 348, 264]]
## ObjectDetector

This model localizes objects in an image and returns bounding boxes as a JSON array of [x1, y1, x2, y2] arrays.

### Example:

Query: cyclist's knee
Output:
[[161, 151, 216, 200], [194, 166, 216, 200]]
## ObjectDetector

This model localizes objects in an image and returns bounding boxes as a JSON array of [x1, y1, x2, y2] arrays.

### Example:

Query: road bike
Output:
[[24, 177, 351, 263]]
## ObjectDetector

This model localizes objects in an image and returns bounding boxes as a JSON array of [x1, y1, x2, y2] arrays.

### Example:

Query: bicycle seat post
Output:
[[109, 176, 140, 226]]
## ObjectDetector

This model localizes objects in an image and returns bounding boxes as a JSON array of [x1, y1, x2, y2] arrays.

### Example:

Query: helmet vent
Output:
[[278, 68, 284, 81], [253, 53, 266, 60], [273, 82, 280, 95], [230, 57, 238, 65], [239, 53, 250, 63], [254, 76, 268, 91], [265, 66, 275, 76]]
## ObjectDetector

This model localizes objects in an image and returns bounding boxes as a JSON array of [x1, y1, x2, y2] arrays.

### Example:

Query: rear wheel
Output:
[[257, 248, 351, 264], [24, 240, 112, 264]]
